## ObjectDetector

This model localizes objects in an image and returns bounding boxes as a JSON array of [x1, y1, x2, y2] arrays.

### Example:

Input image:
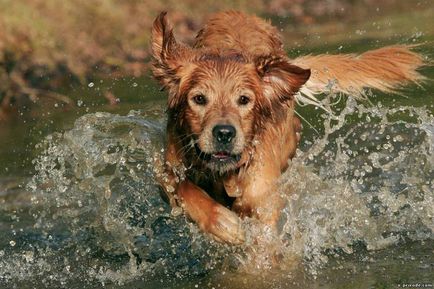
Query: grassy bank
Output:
[[0, 0, 432, 120]]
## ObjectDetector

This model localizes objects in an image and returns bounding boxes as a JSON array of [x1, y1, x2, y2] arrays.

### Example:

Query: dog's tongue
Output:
[[213, 151, 230, 159]]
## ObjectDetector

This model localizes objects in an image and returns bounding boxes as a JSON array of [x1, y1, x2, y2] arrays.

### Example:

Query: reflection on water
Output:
[[0, 88, 433, 287]]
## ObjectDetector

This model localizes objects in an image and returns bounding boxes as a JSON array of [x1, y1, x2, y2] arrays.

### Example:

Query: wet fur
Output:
[[151, 11, 425, 244]]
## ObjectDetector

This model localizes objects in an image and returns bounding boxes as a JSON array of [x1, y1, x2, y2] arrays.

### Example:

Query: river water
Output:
[[1, 14, 434, 289]]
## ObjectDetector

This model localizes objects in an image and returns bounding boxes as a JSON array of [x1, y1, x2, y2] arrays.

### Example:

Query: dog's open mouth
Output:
[[195, 144, 241, 164]]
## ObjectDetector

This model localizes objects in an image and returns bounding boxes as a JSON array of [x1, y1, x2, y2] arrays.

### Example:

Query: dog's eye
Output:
[[193, 94, 207, 105], [238, 95, 250, 105]]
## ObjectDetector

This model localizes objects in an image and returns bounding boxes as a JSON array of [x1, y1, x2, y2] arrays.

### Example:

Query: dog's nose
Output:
[[213, 125, 236, 144]]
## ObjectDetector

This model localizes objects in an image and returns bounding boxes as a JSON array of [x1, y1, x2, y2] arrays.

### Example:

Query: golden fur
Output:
[[294, 46, 425, 100], [151, 11, 425, 244]]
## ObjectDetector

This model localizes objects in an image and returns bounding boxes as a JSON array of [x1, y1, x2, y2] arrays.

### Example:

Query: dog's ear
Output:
[[255, 55, 310, 102], [151, 12, 194, 108], [151, 12, 176, 64]]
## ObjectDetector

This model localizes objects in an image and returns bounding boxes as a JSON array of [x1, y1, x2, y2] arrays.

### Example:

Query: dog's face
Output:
[[181, 55, 263, 172], [151, 12, 310, 173]]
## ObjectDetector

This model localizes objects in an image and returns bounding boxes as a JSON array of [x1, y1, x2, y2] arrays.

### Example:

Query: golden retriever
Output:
[[151, 11, 425, 244]]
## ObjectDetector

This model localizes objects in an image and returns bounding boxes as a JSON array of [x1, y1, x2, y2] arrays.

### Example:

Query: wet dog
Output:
[[152, 11, 424, 244]]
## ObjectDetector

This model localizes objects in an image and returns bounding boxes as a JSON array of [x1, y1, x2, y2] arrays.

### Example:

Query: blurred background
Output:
[[1, 0, 433, 177]]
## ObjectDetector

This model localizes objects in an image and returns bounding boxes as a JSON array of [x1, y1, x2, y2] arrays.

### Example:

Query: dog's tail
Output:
[[292, 45, 426, 105]]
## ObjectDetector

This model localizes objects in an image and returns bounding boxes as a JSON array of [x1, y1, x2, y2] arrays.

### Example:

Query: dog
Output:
[[151, 11, 425, 245]]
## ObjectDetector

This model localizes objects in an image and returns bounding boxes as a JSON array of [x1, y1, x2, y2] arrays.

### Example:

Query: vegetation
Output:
[[0, 0, 431, 120]]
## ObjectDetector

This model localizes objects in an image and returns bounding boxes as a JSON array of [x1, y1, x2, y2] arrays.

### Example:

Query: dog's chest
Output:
[[187, 169, 235, 208]]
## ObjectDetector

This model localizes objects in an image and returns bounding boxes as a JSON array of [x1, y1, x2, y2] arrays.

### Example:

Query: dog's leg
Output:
[[231, 159, 285, 231], [229, 114, 299, 232], [157, 135, 245, 244], [177, 180, 245, 244]]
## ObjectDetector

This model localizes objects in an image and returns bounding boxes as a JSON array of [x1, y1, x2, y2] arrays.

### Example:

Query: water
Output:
[[1, 88, 433, 288], [1, 12, 434, 289]]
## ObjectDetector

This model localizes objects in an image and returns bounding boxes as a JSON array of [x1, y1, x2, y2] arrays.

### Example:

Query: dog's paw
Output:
[[207, 205, 245, 245], [176, 180, 245, 244]]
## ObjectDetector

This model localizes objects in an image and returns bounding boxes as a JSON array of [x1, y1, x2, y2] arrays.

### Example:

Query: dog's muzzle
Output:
[[194, 124, 242, 171], [213, 124, 236, 145]]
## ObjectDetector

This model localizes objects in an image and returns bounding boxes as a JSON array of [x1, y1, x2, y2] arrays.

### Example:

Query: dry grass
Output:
[[0, 0, 430, 120]]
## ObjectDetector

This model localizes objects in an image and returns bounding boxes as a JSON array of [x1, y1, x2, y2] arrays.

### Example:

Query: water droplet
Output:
[[88, 82, 95, 88], [171, 207, 182, 217], [393, 135, 404, 142]]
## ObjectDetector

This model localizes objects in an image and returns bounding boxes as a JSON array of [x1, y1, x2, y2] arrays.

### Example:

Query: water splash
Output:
[[278, 98, 433, 273], [0, 98, 433, 286]]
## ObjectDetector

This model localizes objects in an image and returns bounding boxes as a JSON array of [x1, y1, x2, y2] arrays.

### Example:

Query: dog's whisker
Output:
[[176, 141, 195, 157], [184, 142, 196, 155], [174, 132, 196, 146]]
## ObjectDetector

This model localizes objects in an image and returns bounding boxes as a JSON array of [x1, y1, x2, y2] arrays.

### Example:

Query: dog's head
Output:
[[152, 12, 310, 173]]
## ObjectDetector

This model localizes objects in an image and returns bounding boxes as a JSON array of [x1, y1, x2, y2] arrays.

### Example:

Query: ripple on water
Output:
[[0, 98, 433, 287]]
